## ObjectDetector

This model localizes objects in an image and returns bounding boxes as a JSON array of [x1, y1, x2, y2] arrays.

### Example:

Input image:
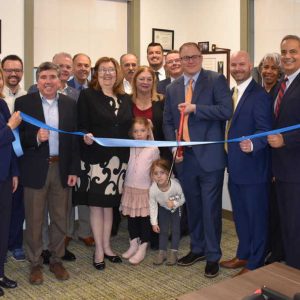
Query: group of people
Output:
[[1, 34, 300, 297]]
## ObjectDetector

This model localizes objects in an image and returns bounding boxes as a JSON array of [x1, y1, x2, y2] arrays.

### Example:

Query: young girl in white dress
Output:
[[121, 117, 160, 264]]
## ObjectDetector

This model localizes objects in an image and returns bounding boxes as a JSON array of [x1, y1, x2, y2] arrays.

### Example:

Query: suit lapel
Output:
[[192, 69, 207, 104], [34, 93, 46, 123]]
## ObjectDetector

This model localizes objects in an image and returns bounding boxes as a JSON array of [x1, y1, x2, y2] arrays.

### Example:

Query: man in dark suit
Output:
[[147, 42, 166, 81], [220, 51, 272, 276], [268, 35, 300, 270], [157, 50, 183, 95], [15, 62, 80, 285], [163, 42, 232, 278], [0, 99, 21, 297], [67, 53, 91, 90]]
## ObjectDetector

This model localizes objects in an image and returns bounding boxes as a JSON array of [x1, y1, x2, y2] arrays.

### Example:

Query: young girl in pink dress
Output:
[[121, 117, 160, 264]]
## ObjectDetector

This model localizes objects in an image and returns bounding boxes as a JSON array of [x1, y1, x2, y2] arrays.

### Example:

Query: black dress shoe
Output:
[[41, 249, 51, 265], [62, 248, 76, 261], [0, 287, 4, 297], [177, 251, 206, 266], [0, 276, 17, 289], [93, 260, 106, 270], [104, 254, 122, 263], [204, 261, 219, 278]]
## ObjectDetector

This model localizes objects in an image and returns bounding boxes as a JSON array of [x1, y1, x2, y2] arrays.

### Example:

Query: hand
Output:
[[268, 134, 285, 148], [239, 139, 253, 153], [173, 148, 183, 163], [178, 103, 196, 115], [7, 111, 22, 130], [67, 175, 77, 187], [167, 199, 175, 209], [12, 176, 18, 193], [152, 225, 160, 233], [37, 128, 49, 143], [83, 133, 94, 145]]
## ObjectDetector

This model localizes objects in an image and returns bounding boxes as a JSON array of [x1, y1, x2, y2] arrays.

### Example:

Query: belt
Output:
[[48, 156, 59, 163]]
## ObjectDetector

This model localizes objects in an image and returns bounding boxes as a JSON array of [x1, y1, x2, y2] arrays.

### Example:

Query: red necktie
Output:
[[275, 77, 288, 118]]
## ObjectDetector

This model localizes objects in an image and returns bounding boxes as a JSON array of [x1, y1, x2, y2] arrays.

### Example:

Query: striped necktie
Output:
[[274, 77, 288, 118]]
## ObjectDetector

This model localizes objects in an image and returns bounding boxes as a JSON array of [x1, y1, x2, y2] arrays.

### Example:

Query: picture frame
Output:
[[202, 51, 230, 85], [0, 20, 2, 54], [152, 28, 174, 52], [198, 41, 209, 53]]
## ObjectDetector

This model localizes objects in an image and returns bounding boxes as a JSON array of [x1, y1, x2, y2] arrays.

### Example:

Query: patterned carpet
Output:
[[3, 218, 238, 300]]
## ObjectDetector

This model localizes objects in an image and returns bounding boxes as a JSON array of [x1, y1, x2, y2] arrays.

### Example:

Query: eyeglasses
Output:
[[180, 55, 201, 62], [165, 58, 181, 65], [98, 68, 116, 75], [3, 68, 23, 74]]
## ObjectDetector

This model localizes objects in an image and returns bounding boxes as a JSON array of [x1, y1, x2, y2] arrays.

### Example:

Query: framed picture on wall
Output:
[[198, 41, 209, 53], [152, 28, 174, 52], [202, 51, 230, 85], [0, 20, 2, 54]]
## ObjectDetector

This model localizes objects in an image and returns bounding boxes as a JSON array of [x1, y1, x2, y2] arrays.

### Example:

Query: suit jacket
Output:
[[28, 84, 80, 101], [272, 72, 300, 182], [163, 69, 232, 172], [0, 99, 19, 182], [157, 78, 171, 95], [227, 79, 272, 184], [67, 78, 88, 90], [14, 93, 80, 189]]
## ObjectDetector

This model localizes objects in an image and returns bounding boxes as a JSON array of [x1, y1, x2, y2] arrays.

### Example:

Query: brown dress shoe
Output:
[[220, 257, 247, 269], [65, 236, 72, 247], [49, 262, 70, 281], [79, 236, 95, 247], [29, 266, 43, 285], [233, 267, 251, 277]]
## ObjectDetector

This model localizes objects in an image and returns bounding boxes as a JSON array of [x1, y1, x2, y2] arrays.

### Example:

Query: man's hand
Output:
[[167, 199, 175, 209], [152, 225, 160, 233], [67, 175, 77, 187], [239, 139, 253, 153], [7, 111, 22, 130], [268, 134, 285, 148], [12, 176, 18, 193], [37, 128, 49, 143], [83, 133, 94, 145], [178, 103, 196, 115]]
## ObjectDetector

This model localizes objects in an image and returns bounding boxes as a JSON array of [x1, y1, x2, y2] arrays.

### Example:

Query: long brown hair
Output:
[[90, 57, 125, 95], [131, 65, 163, 103]]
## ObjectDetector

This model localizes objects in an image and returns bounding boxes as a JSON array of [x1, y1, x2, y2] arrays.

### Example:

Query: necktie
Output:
[[274, 77, 288, 118], [224, 87, 238, 152], [155, 71, 160, 82], [182, 79, 194, 142]]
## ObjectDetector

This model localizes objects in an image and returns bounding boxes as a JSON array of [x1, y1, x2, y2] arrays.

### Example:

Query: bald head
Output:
[[230, 51, 253, 85]]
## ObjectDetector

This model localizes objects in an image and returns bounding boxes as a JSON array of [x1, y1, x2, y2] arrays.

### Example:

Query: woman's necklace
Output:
[[136, 98, 152, 110]]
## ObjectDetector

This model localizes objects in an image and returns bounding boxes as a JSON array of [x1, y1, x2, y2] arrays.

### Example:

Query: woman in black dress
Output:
[[74, 57, 132, 270]]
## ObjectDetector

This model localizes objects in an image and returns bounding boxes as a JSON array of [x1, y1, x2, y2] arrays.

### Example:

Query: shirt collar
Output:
[[40, 92, 59, 103], [183, 71, 200, 86], [286, 68, 300, 85]]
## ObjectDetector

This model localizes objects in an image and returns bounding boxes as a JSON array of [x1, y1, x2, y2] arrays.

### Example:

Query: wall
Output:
[[254, 0, 300, 65], [34, 0, 127, 66], [139, 0, 240, 65]]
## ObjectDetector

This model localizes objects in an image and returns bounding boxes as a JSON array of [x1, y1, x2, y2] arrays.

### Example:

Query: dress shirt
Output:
[[285, 68, 300, 90], [3, 85, 27, 113], [40, 93, 59, 156], [183, 72, 200, 95], [72, 77, 88, 90], [123, 78, 132, 94], [155, 66, 166, 81]]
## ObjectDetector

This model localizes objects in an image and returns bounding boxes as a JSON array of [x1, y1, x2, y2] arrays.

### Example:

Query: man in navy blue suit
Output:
[[268, 35, 300, 269], [220, 51, 272, 276], [0, 96, 21, 297], [163, 42, 232, 278]]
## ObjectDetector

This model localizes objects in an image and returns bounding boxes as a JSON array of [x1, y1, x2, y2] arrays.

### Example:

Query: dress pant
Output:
[[24, 163, 69, 267], [0, 179, 13, 277], [182, 148, 223, 262], [228, 180, 269, 270], [275, 180, 300, 269], [8, 184, 25, 251]]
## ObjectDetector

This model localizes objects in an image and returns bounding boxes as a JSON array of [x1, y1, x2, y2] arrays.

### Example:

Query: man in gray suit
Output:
[[163, 42, 232, 278]]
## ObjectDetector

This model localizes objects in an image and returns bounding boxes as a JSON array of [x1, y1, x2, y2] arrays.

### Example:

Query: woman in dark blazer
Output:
[[74, 57, 133, 270], [0, 67, 21, 296]]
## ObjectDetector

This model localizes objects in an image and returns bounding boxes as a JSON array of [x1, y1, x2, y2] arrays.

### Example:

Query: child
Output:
[[121, 117, 160, 265], [149, 159, 185, 266]]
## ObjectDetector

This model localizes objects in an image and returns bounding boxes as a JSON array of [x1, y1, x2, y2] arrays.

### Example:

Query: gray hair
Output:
[[36, 62, 60, 80], [52, 52, 73, 62], [259, 53, 283, 76]]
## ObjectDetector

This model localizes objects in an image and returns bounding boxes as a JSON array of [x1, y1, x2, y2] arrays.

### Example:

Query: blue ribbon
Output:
[[18, 112, 300, 149], [12, 128, 24, 157]]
